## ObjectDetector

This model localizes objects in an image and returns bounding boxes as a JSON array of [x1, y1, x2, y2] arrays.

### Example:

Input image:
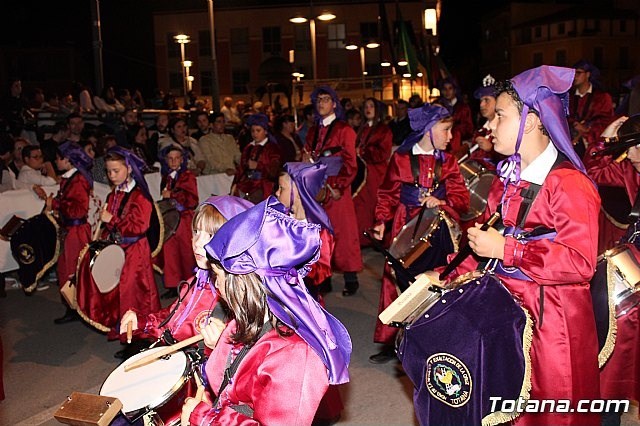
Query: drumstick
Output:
[[124, 334, 203, 372], [92, 203, 107, 241], [194, 371, 205, 401], [126, 321, 133, 344]]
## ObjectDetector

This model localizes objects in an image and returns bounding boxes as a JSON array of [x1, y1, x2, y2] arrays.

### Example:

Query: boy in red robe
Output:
[[446, 66, 601, 425], [304, 86, 362, 296]]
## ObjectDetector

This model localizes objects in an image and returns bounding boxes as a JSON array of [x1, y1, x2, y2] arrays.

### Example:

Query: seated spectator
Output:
[[41, 121, 69, 169], [148, 112, 170, 162], [16, 145, 59, 189], [59, 93, 78, 115], [150, 88, 165, 109], [191, 111, 211, 141], [274, 114, 303, 163], [66, 113, 85, 143], [221, 96, 241, 125], [199, 112, 241, 175], [115, 108, 141, 148], [93, 86, 124, 114], [164, 117, 207, 175], [127, 124, 155, 168], [7, 137, 29, 180], [92, 135, 118, 185], [74, 82, 95, 114]]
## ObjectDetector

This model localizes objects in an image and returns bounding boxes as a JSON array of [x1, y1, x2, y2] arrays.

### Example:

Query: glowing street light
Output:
[[290, 11, 336, 83], [174, 34, 191, 97]]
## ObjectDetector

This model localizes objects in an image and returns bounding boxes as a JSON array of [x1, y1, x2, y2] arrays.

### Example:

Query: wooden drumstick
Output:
[[92, 203, 107, 241], [126, 321, 133, 344], [194, 371, 205, 402], [124, 334, 204, 372]]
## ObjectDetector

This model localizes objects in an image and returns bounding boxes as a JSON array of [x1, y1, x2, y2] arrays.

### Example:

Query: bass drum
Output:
[[10, 213, 60, 293], [87, 240, 125, 294], [458, 159, 495, 222], [590, 244, 640, 367], [157, 199, 181, 243]]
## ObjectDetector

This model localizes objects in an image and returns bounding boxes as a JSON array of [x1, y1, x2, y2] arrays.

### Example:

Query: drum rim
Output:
[[89, 243, 125, 293], [100, 348, 191, 419]]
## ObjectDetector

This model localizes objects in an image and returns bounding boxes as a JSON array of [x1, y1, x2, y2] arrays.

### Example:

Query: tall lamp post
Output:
[[174, 34, 191, 100], [207, 0, 220, 111], [346, 41, 380, 90], [290, 11, 336, 85]]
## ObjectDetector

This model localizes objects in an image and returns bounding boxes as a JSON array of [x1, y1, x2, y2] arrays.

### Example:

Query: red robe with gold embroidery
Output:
[[189, 320, 329, 426], [305, 120, 362, 273], [53, 171, 91, 286], [159, 170, 198, 288], [585, 146, 638, 251], [373, 150, 469, 344], [353, 122, 392, 246], [76, 186, 161, 333], [233, 141, 281, 202], [447, 163, 601, 426]]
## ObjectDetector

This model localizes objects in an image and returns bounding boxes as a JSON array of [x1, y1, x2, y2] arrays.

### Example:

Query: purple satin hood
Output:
[[205, 196, 351, 384], [283, 162, 333, 233], [59, 141, 94, 188], [200, 195, 253, 220]]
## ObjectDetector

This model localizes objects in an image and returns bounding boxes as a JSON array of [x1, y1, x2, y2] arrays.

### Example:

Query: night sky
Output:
[[1, 0, 510, 98]]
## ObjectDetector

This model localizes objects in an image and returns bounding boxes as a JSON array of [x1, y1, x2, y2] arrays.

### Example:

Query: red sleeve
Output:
[[57, 175, 91, 219], [107, 189, 152, 237], [362, 125, 392, 164], [584, 92, 614, 145], [234, 145, 251, 184], [172, 171, 198, 210], [330, 124, 357, 191], [502, 171, 600, 285], [306, 229, 334, 285], [375, 152, 404, 223], [439, 154, 470, 219]]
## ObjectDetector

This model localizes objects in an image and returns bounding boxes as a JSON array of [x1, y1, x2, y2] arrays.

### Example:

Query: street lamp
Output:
[[183, 60, 193, 94], [174, 34, 191, 98], [345, 41, 380, 89], [289, 11, 336, 84], [424, 8, 438, 36]]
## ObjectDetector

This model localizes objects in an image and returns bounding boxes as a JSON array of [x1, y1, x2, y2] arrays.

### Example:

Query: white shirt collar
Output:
[[367, 120, 374, 127], [322, 113, 336, 127], [118, 178, 137, 193], [520, 142, 558, 185], [412, 143, 434, 156], [168, 170, 178, 179], [574, 83, 593, 98], [251, 137, 269, 146], [62, 167, 78, 178], [448, 97, 458, 107]]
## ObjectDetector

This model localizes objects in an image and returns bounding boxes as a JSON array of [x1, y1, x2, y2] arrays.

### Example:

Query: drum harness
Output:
[[405, 152, 442, 240]]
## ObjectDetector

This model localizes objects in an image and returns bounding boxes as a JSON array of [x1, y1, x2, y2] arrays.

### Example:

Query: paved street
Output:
[[1, 248, 639, 425]]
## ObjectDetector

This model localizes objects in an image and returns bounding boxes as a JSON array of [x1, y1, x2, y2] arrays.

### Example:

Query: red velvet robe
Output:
[[189, 320, 329, 426], [353, 122, 392, 247], [448, 164, 601, 426], [569, 89, 614, 150], [76, 185, 161, 333], [467, 128, 502, 172], [306, 228, 334, 287], [160, 171, 198, 288], [233, 140, 281, 202], [53, 171, 91, 286], [127, 274, 219, 356], [585, 147, 639, 251], [373, 151, 469, 344], [305, 120, 362, 273], [450, 101, 474, 154]]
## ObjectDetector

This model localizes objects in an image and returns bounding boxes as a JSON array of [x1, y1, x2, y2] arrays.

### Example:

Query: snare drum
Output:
[[389, 208, 461, 268], [458, 159, 495, 222], [87, 240, 125, 293], [591, 244, 640, 367], [157, 199, 181, 243], [100, 346, 194, 425]]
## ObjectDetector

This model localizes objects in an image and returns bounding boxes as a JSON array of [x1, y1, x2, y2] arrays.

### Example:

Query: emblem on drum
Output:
[[426, 353, 472, 407], [194, 310, 213, 332], [17, 243, 36, 265]]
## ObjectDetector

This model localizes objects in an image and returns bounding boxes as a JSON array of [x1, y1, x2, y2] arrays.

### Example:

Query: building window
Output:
[[534, 26, 542, 38], [231, 28, 249, 54], [329, 61, 347, 78], [327, 23, 346, 49], [232, 69, 250, 94], [262, 26, 281, 55], [585, 19, 600, 32], [294, 25, 310, 51], [619, 46, 629, 69], [167, 33, 180, 58], [555, 49, 567, 66], [360, 22, 378, 43], [593, 46, 604, 68], [620, 19, 627, 33], [532, 52, 543, 67], [200, 71, 212, 96], [558, 22, 565, 35], [199, 31, 211, 57], [521, 28, 532, 44]]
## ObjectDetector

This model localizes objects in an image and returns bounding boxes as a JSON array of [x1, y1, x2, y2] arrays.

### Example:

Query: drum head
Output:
[[100, 347, 189, 420], [389, 208, 439, 261], [91, 244, 125, 293], [461, 173, 495, 222]]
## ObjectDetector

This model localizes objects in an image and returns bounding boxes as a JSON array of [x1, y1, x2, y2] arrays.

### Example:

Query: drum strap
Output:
[[627, 188, 640, 224], [213, 323, 273, 411], [157, 277, 197, 328], [409, 153, 441, 189], [311, 120, 337, 155]]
